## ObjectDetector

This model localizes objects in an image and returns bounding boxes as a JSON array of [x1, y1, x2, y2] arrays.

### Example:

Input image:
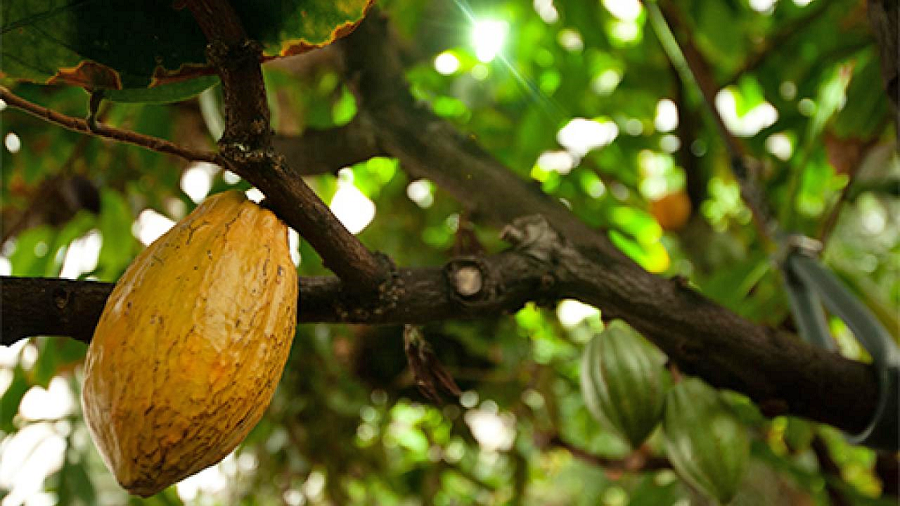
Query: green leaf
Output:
[[0, 365, 29, 432], [2, 0, 373, 102], [96, 189, 137, 280]]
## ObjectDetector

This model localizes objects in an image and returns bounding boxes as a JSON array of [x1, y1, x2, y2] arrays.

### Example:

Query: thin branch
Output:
[[644, 1, 775, 243], [817, 137, 881, 245], [540, 434, 671, 473], [811, 436, 851, 506], [0, 86, 221, 165], [184, 0, 389, 292], [329, 13, 884, 438]]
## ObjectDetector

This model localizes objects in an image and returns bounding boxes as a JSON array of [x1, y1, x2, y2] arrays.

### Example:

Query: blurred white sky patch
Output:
[[19, 377, 75, 421], [533, 0, 559, 23], [288, 229, 301, 266], [406, 180, 434, 208], [556, 299, 600, 327], [0, 422, 66, 506], [59, 229, 101, 279], [223, 170, 241, 185], [133, 209, 175, 246], [464, 406, 516, 452], [557, 29, 583, 52], [330, 169, 375, 235], [472, 20, 508, 63], [766, 133, 793, 160], [244, 188, 265, 203], [750, 0, 776, 13], [4, 132, 21, 154], [715, 88, 778, 137], [180, 162, 220, 204], [602, 0, 642, 21], [176, 451, 236, 502], [434, 51, 460, 75], [654, 99, 679, 133], [0, 256, 10, 276], [0, 341, 26, 368], [537, 150, 575, 175], [557, 118, 619, 158], [592, 69, 622, 95], [794, 0, 815, 6]]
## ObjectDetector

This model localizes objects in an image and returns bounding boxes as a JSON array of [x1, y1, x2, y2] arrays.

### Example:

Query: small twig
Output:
[[0, 86, 221, 166], [811, 436, 851, 506], [817, 138, 880, 245], [541, 433, 671, 473], [643, 0, 775, 245]]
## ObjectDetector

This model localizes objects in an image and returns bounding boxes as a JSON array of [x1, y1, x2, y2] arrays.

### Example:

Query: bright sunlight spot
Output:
[[557, 118, 619, 157], [434, 51, 461, 75], [472, 20, 508, 63], [59, 229, 101, 279], [556, 299, 600, 327], [794, 0, 815, 6], [4, 132, 21, 154], [331, 174, 376, 235], [715, 88, 778, 137], [0, 256, 11, 276], [180, 162, 220, 204], [602, 0, 642, 21], [654, 99, 679, 133], [133, 209, 175, 246]]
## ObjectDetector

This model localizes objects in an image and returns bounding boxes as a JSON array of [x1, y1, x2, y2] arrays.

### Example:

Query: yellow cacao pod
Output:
[[82, 190, 298, 497]]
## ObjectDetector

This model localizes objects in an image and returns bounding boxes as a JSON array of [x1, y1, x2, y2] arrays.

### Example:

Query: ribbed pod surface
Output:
[[82, 191, 298, 496]]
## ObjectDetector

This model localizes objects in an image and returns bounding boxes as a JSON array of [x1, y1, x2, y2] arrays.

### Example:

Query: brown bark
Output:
[[0, 216, 880, 436]]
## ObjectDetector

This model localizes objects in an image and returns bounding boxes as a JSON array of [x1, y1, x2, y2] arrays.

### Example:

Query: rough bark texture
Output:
[[0, 216, 880, 435], [0, 9, 889, 442], [185, 0, 389, 292], [867, 0, 899, 114]]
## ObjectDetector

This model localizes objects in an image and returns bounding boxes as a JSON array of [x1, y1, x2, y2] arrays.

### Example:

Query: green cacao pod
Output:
[[82, 190, 298, 496], [580, 320, 669, 448], [663, 378, 750, 504]]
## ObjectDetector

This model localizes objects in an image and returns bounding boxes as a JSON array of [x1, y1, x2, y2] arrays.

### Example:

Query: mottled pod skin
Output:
[[82, 191, 298, 497]]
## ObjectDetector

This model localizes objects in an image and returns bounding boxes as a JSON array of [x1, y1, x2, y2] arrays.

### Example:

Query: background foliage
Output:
[[1, 0, 897, 504]]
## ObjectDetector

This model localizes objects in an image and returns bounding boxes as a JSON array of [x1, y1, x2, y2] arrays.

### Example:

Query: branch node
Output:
[[501, 215, 563, 263], [445, 257, 497, 304]]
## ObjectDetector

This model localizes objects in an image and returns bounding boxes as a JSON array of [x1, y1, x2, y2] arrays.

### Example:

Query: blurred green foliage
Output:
[[1, 0, 897, 504]]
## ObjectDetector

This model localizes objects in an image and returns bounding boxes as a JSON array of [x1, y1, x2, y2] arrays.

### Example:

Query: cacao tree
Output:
[[0, 0, 897, 504]]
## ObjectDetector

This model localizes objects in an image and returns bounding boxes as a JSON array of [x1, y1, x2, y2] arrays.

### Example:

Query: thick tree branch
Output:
[[184, 0, 389, 292], [323, 14, 881, 437], [0, 216, 880, 437]]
